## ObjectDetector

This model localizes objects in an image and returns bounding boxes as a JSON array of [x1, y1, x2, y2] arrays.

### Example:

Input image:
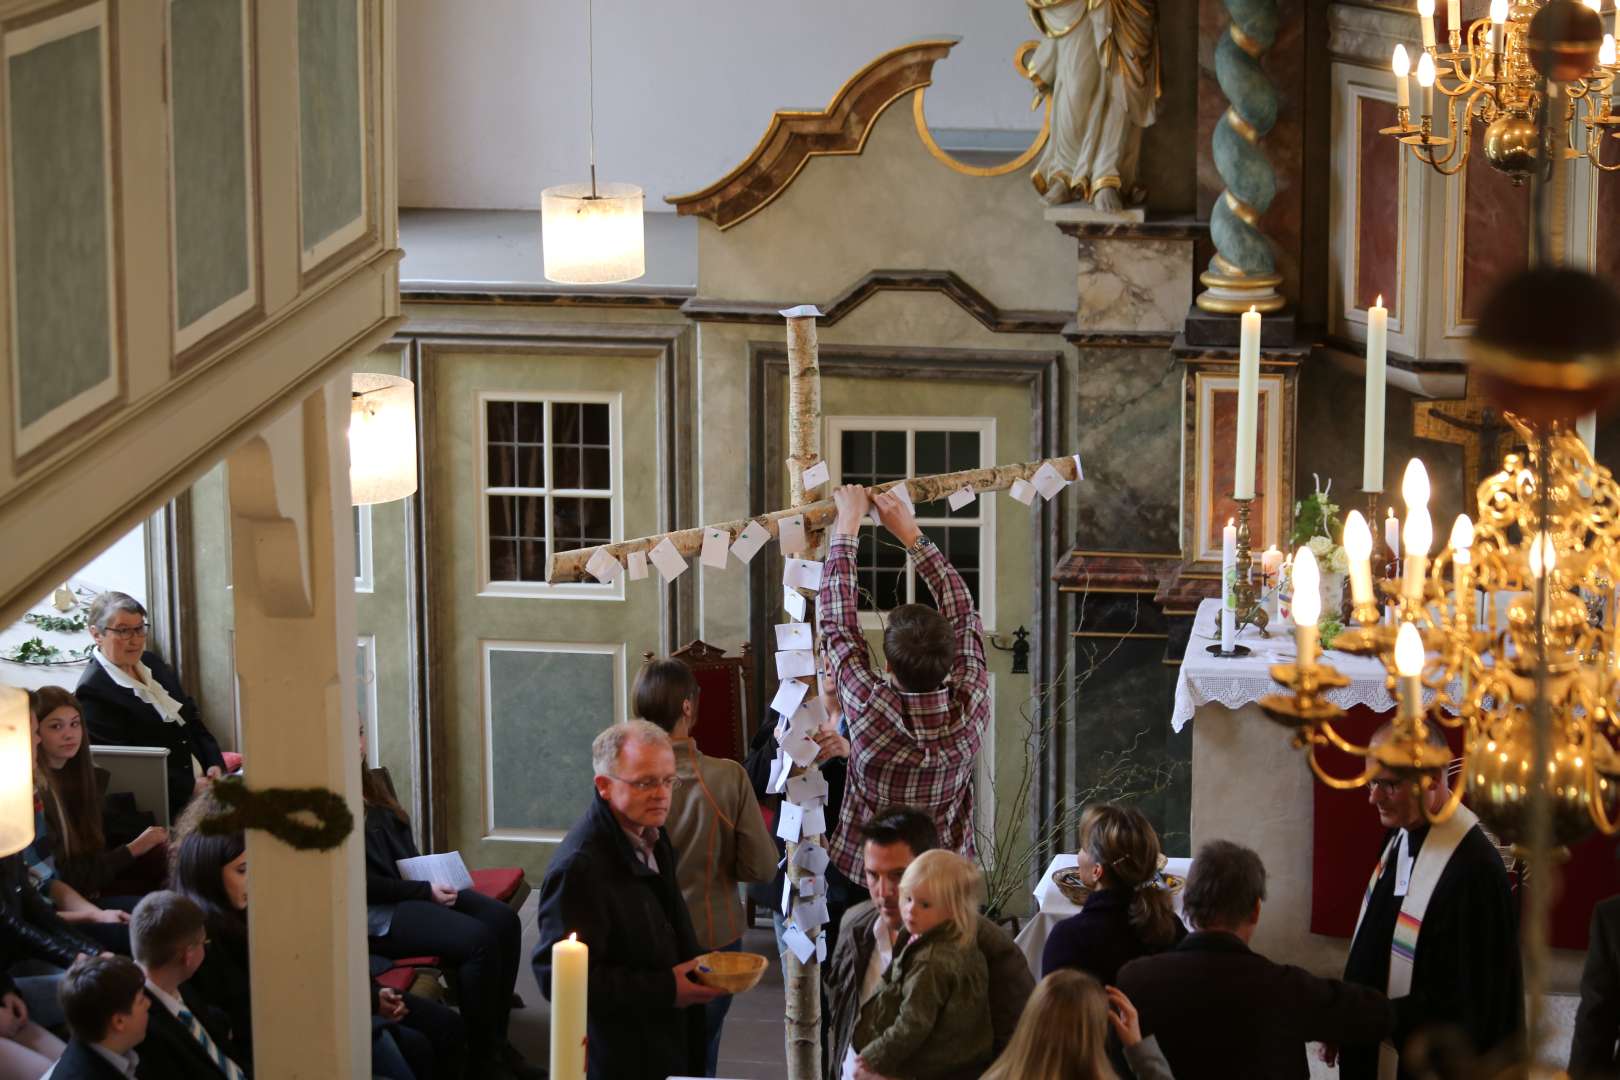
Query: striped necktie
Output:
[[175, 1008, 246, 1080]]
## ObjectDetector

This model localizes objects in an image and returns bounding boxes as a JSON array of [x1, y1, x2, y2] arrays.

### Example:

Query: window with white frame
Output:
[[480, 396, 619, 589], [828, 418, 995, 626], [353, 505, 373, 593]]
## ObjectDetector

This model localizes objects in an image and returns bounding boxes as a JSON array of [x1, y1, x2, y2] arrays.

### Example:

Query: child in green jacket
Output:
[[851, 850, 992, 1079]]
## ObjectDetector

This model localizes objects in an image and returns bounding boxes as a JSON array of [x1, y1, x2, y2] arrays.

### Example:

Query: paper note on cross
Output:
[[700, 528, 731, 569], [775, 650, 816, 679], [802, 460, 829, 493], [948, 486, 976, 511], [783, 586, 807, 621], [1009, 478, 1037, 505], [730, 519, 771, 563], [585, 548, 622, 583], [775, 622, 813, 651], [784, 558, 823, 591], [778, 513, 810, 555], [769, 678, 809, 718], [627, 550, 648, 580], [649, 538, 687, 581]]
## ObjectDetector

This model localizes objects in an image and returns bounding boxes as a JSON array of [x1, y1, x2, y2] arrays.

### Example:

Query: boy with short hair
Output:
[[53, 953, 150, 1079], [819, 485, 989, 896], [128, 890, 243, 1079]]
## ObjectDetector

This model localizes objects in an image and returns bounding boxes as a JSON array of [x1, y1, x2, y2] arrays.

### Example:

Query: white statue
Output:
[[1026, 0, 1160, 213]]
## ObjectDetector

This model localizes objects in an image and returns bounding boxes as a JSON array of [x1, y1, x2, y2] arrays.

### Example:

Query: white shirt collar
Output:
[[144, 978, 184, 1019], [87, 1042, 140, 1078], [94, 649, 185, 725]]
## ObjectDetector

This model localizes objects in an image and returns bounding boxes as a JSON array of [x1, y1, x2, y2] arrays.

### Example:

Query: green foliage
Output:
[[1320, 614, 1345, 652], [23, 612, 86, 633], [2, 638, 93, 665], [1291, 490, 1342, 548]]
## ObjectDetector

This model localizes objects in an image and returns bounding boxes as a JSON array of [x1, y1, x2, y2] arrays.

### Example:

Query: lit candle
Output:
[[1491, 0, 1509, 61], [1579, 411, 1599, 451], [1261, 545, 1285, 623], [1401, 458, 1433, 601], [1234, 306, 1262, 500], [1395, 621, 1425, 722], [1449, 514, 1474, 630], [1392, 46, 1412, 112], [1448, 0, 1462, 36], [1222, 519, 1237, 652], [550, 934, 588, 1080], [1345, 510, 1376, 613], [1293, 547, 1322, 668], [1602, 34, 1617, 68], [1418, 0, 1438, 51], [1529, 531, 1557, 580], [1364, 295, 1388, 492], [1386, 507, 1402, 560], [1416, 51, 1437, 118]]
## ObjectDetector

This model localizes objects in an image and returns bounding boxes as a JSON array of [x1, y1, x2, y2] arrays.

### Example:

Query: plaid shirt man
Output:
[[819, 533, 989, 881]]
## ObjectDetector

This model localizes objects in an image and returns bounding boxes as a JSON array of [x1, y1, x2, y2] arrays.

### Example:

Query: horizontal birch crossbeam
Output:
[[546, 453, 1082, 583]]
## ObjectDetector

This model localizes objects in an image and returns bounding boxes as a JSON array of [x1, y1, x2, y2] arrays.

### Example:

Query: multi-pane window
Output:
[[483, 398, 614, 585], [833, 423, 990, 615]]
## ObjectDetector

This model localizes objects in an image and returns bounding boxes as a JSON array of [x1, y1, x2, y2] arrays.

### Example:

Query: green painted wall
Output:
[[298, 0, 363, 252]]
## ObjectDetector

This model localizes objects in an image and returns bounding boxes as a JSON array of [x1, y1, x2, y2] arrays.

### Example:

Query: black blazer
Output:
[[363, 804, 433, 907], [534, 793, 705, 1080], [135, 987, 242, 1080], [51, 1039, 132, 1080], [1573, 896, 1620, 1077], [186, 925, 252, 1067], [1040, 885, 1187, 985], [1118, 930, 1393, 1080], [75, 651, 226, 819]]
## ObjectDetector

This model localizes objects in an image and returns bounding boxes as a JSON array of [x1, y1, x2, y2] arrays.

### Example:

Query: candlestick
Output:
[[1418, 0, 1437, 51], [1221, 519, 1237, 652], [1416, 51, 1437, 118], [1345, 510, 1376, 617], [1449, 514, 1474, 632], [1447, 0, 1461, 38], [1234, 307, 1261, 500], [1491, 0, 1509, 68], [1364, 296, 1388, 492], [1292, 547, 1321, 672], [1395, 622, 1425, 722], [550, 934, 588, 1079], [1403, 506, 1433, 601], [1391, 46, 1412, 112]]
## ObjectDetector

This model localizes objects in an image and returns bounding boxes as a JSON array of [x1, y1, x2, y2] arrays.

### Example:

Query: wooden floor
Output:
[[511, 893, 790, 1079]]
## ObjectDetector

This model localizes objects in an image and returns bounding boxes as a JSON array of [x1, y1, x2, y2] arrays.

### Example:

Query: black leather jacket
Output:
[[0, 853, 98, 973]]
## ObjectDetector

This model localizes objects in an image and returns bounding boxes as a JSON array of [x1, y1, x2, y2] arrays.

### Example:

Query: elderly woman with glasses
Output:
[[73, 592, 226, 820]]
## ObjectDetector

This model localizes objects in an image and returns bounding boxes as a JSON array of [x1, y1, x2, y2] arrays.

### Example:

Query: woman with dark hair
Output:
[[360, 727, 537, 1080], [28, 687, 166, 901], [74, 591, 226, 819], [168, 799, 252, 1065]]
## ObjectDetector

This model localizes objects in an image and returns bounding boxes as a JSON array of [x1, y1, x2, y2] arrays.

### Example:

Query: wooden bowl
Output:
[[693, 951, 767, 994]]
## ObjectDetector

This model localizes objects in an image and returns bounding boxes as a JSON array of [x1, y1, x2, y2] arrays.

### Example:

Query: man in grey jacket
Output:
[[824, 806, 1033, 1080]]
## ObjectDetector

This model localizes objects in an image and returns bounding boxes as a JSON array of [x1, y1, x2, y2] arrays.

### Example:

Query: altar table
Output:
[[1013, 854, 1191, 975]]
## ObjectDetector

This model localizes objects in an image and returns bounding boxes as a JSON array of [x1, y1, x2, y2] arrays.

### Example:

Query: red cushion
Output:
[[471, 867, 524, 903], [222, 752, 243, 772], [374, 960, 438, 993]]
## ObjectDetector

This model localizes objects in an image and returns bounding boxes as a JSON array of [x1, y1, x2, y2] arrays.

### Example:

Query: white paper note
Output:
[[1072, 452, 1085, 481], [775, 622, 813, 651], [794, 696, 828, 733], [769, 677, 810, 717], [948, 486, 976, 511], [730, 520, 771, 563], [800, 803, 827, 837], [649, 538, 688, 582], [892, 482, 913, 509], [1009, 478, 1037, 505], [778, 513, 809, 555], [396, 852, 475, 891], [778, 304, 823, 319], [783, 587, 807, 621], [786, 771, 829, 806], [782, 875, 794, 916], [798, 877, 819, 899], [584, 548, 622, 584], [782, 922, 816, 964], [793, 843, 830, 875], [794, 897, 830, 931], [775, 801, 804, 843], [768, 750, 791, 794], [816, 935, 828, 963], [700, 528, 731, 570], [801, 460, 829, 493], [784, 558, 823, 591], [775, 649, 816, 679], [627, 550, 648, 580], [1032, 462, 1067, 500], [783, 731, 820, 768]]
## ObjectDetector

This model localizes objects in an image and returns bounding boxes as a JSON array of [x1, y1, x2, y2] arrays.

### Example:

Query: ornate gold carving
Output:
[[913, 40, 1051, 179], [665, 39, 958, 230]]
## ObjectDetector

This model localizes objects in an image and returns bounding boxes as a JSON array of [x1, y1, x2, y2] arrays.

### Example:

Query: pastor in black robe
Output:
[[1339, 821, 1523, 1080]]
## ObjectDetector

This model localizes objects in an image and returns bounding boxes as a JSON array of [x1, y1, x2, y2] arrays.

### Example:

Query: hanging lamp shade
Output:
[[0, 688, 34, 857], [349, 374, 418, 506], [540, 182, 645, 284]]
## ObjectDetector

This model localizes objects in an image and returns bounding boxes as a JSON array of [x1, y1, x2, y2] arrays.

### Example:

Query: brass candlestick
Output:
[[1232, 497, 1269, 637]]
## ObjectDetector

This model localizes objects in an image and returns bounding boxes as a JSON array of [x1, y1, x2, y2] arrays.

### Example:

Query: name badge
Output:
[[1393, 832, 1413, 897]]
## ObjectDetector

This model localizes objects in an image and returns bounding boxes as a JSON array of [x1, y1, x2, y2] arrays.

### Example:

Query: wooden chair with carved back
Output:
[[638, 640, 755, 762]]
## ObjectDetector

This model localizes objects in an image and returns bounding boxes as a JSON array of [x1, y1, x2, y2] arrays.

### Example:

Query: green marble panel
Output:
[[487, 647, 612, 833], [297, 0, 363, 254], [9, 27, 110, 428], [170, 0, 249, 328]]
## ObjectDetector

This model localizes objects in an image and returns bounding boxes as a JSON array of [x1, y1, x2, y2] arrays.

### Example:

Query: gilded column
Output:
[[1197, 0, 1285, 313]]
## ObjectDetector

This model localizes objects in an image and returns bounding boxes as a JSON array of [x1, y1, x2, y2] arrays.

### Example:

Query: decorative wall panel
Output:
[[1456, 151, 1529, 326], [297, 0, 365, 269], [1353, 97, 1401, 318], [169, 0, 256, 356], [483, 641, 621, 838], [5, 0, 120, 461]]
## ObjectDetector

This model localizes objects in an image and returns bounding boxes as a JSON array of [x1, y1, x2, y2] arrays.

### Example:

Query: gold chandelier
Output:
[[1384, 0, 1620, 181]]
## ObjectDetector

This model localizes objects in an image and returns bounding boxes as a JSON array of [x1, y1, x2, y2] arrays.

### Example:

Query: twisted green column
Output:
[[1197, 0, 1285, 314]]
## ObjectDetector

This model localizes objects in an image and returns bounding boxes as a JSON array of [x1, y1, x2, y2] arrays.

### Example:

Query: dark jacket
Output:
[[851, 923, 991, 1079], [0, 852, 97, 971], [187, 922, 252, 1067], [1041, 885, 1187, 984], [41, 768, 136, 898], [1572, 896, 1620, 1078], [136, 987, 242, 1079], [75, 651, 226, 818], [826, 900, 1034, 1080], [1119, 930, 1393, 1080], [51, 1039, 133, 1079], [533, 793, 705, 1080], [363, 803, 433, 906]]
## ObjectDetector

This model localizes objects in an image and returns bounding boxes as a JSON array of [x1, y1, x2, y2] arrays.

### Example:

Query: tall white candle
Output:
[[1579, 411, 1598, 452], [1364, 296, 1388, 492], [550, 934, 588, 1080], [1261, 545, 1284, 623], [1221, 519, 1237, 652], [1418, 0, 1437, 50], [1234, 307, 1262, 500], [1392, 46, 1412, 111], [1385, 507, 1401, 559]]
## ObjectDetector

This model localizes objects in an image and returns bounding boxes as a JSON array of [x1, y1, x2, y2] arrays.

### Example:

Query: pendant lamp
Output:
[[349, 374, 418, 506], [0, 688, 35, 857], [540, 0, 645, 284]]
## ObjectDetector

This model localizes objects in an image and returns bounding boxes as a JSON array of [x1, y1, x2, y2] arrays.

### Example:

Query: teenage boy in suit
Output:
[[128, 891, 244, 1079], [53, 954, 151, 1079]]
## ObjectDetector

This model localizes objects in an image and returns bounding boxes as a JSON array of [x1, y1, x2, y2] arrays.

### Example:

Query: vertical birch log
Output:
[[783, 308, 823, 1079]]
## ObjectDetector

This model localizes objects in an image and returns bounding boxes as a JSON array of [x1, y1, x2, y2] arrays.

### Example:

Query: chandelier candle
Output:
[[1392, 47, 1411, 112], [1394, 622, 1425, 723], [1401, 459, 1433, 602], [1416, 51, 1437, 119], [1345, 511, 1376, 616], [1418, 0, 1437, 51], [1293, 547, 1322, 669], [1364, 296, 1388, 492], [1234, 307, 1261, 500], [1490, 0, 1507, 74], [1448, 0, 1460, 35], [1449, 514, 1474, 632]]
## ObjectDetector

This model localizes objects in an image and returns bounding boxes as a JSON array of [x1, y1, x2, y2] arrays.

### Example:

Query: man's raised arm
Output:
[[818, 485, 879, 701]]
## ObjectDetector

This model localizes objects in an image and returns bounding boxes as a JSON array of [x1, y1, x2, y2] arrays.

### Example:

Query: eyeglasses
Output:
[[100, 623, 149, 639], [608, 774, 680, 793], [1366, 777, 1409, 795]]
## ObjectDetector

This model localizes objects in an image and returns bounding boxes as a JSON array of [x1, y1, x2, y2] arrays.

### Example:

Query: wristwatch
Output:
[[905, 535, 933, 559]]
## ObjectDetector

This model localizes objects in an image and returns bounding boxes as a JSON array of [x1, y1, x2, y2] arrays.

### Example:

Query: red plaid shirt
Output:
[[819, 533, 988, 881]]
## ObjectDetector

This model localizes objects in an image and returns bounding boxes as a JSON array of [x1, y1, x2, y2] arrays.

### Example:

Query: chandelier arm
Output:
[[1315, 718, 1377, 759], [1306, 744, 1380, 791], [1589, 764, 1620, 837]]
